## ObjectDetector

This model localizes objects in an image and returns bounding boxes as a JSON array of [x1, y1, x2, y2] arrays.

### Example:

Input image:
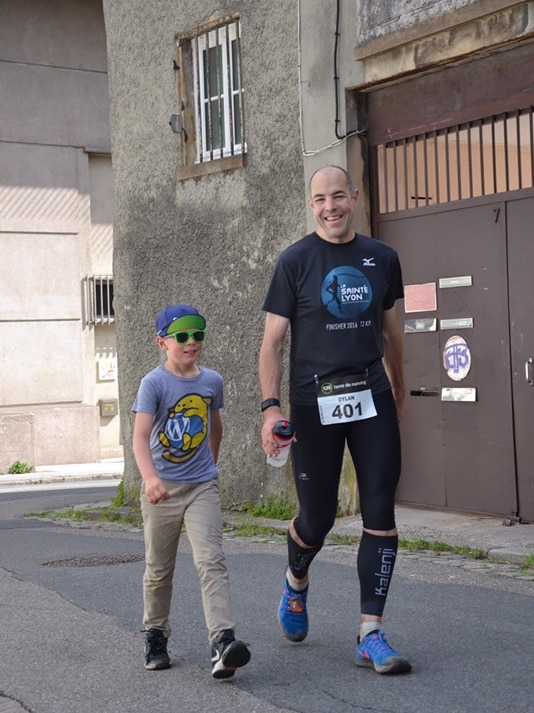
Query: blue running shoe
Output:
[[355, 630, 412, 674], [278, 578, 309, 642]]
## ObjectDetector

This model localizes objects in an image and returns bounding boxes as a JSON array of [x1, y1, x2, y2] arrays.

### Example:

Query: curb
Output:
[[0, 474, 121, 486]]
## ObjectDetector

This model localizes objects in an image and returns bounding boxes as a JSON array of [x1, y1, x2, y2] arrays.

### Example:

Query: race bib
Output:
[[315, 374, 377, 426]]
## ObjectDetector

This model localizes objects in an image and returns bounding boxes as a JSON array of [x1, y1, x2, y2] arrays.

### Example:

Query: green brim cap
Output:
[[166, 314, 206, 334], [156, 304, 206, 336]]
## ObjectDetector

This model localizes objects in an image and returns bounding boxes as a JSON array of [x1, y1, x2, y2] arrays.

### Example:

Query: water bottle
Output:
[[266, 420, 295, 467]]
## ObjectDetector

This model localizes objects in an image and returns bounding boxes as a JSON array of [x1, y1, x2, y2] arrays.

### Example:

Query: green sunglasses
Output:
[[166, 330, 206, 344]]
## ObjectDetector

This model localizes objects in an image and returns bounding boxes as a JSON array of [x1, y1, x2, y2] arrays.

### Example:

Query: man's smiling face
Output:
[[308, 166, 359, 244]]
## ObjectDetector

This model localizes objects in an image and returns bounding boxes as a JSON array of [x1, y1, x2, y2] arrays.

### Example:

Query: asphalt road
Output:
[[1, 485, 533, 713]]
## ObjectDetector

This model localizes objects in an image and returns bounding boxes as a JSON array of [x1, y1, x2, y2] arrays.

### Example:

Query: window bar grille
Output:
[[423, 134, 430, 205], [84, 277, 92, 326], [235, 22, 245, 152], [87, 276, 114, 326], [204, 30, 214, 161], [393, 141, 399, 211], [411, 136, 418, 207], [478, 120, 485, 196], [383, 145, 390, 213], [455, 125, 462, 200], [402, 139, 410, 209], [193, 35, 204, 161], [376, 146, 383, 213], [433, 130, 440, 205], [374, 105, 534, 214], [215, 25, 224, 159], [101, 277, 112, 325], [444, 130, 451, 203], [503, 113, 510, 192], [224, 24, 234, 156], [515, 111, 522, 189], [490, 116, 497, 194], [467, 123, 474, 198]]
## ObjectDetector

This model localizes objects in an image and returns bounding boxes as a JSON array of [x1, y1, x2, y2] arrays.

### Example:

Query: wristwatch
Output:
[[260, 398, 280, 412]]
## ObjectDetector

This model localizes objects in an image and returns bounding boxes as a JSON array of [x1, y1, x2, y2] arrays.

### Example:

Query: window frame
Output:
[[176, 15, 246, 180], [85, 275, 114, 326]]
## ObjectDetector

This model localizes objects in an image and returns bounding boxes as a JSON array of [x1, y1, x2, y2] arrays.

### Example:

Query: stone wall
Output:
[[103, 0, 307, 506]]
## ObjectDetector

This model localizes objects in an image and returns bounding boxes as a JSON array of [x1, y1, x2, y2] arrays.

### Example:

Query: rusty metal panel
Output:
[[378, 200, 518, 516], [436, 202, 515, 514], [366, 43, 534, 518], [365, 42, 534, 144], [506, 195, 534, 522], [373, 108, 534, 214], [378, 213, 445, 507]]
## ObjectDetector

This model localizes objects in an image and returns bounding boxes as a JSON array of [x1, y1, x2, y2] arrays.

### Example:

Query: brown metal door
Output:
[[379, 212, 445, 507], [507, 195, 534, 521], [378, 198, 518, 516]]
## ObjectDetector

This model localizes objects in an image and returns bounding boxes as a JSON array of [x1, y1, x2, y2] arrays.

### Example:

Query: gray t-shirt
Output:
[[132, 364, 224, 483]]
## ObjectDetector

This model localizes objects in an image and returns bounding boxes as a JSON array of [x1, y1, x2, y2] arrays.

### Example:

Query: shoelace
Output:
[[215, 629, 236, 648], [283, 587, 307, 613], [146, 632, 167, 656], [361, 631, 398, 658]]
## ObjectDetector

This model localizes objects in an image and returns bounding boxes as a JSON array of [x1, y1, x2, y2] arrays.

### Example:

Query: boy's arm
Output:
[[209, 409, 223, 464], [132, 411, 170, 503]]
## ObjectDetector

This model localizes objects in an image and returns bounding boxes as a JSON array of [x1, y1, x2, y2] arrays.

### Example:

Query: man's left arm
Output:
[[382, 304, 405, 420]]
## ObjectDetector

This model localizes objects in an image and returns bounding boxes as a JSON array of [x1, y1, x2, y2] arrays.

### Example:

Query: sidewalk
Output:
[[333, 505, 534, 567], [2, 458, 533, 567], [0, 458, 124, 487]]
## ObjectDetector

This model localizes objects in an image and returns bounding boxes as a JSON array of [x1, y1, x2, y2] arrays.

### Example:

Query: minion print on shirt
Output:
[[158, 394, 211, 463]]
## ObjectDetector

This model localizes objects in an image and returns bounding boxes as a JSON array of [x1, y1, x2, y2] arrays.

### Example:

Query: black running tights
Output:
[[289, 390, 402, 547]]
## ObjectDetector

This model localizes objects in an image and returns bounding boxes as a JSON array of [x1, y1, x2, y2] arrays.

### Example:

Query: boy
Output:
[[132, 304, 250, 678]]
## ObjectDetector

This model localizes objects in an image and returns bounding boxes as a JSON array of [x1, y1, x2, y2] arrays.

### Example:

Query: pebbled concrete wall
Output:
[[358, 0, 475, 39], [103, 1, 307, 506]]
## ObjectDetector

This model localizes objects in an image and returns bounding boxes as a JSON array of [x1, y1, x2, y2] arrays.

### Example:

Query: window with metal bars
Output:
[[374, 107, 534, 214], [87, 276, 114, 325], [176, 15, 246, 177]]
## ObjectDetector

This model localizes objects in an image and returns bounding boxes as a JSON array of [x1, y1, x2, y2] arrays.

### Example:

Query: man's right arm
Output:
[[259, 312, 290, 456]]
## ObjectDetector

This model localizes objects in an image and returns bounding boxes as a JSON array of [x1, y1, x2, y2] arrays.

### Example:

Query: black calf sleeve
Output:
[[358, 532, 398, 617], [287, 530, 323, 579]]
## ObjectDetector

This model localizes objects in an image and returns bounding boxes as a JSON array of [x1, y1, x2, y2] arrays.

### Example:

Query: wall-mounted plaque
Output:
[[404, 282, 437, 313], [443, 335, 471, 381], [439, 276, 473, 289], [404, 318, 437, 333], [440, 317, 473, 330], [441, 387, 477, 402]]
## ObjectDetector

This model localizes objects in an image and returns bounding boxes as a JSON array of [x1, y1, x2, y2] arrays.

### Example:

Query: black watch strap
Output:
[[260, 398, 281, 412]]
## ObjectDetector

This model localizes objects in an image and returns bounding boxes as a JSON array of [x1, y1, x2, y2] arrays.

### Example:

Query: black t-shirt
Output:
[[262, 232, 404, 405]]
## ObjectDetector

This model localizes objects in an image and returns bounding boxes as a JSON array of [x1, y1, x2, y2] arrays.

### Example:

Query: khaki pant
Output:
[[141, 479, 235, 643]]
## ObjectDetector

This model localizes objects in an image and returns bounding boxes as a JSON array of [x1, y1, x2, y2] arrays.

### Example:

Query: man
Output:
[[259, 165, 411, 675]]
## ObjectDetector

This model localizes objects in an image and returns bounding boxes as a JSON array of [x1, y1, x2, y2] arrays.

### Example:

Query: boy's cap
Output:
[[156, 305, 206, 336]]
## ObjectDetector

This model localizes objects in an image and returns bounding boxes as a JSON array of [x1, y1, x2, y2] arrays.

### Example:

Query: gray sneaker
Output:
[[144, 628, 171, 670]]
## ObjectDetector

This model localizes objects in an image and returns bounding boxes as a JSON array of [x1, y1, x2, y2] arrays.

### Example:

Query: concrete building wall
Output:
[[103, 0, 529, 509], [298, 2, 369, 233], [0, 0, 118, 472], [296, 1, 526, 234], [357, 0, 480, 40], [103, 0, 308, 505]]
